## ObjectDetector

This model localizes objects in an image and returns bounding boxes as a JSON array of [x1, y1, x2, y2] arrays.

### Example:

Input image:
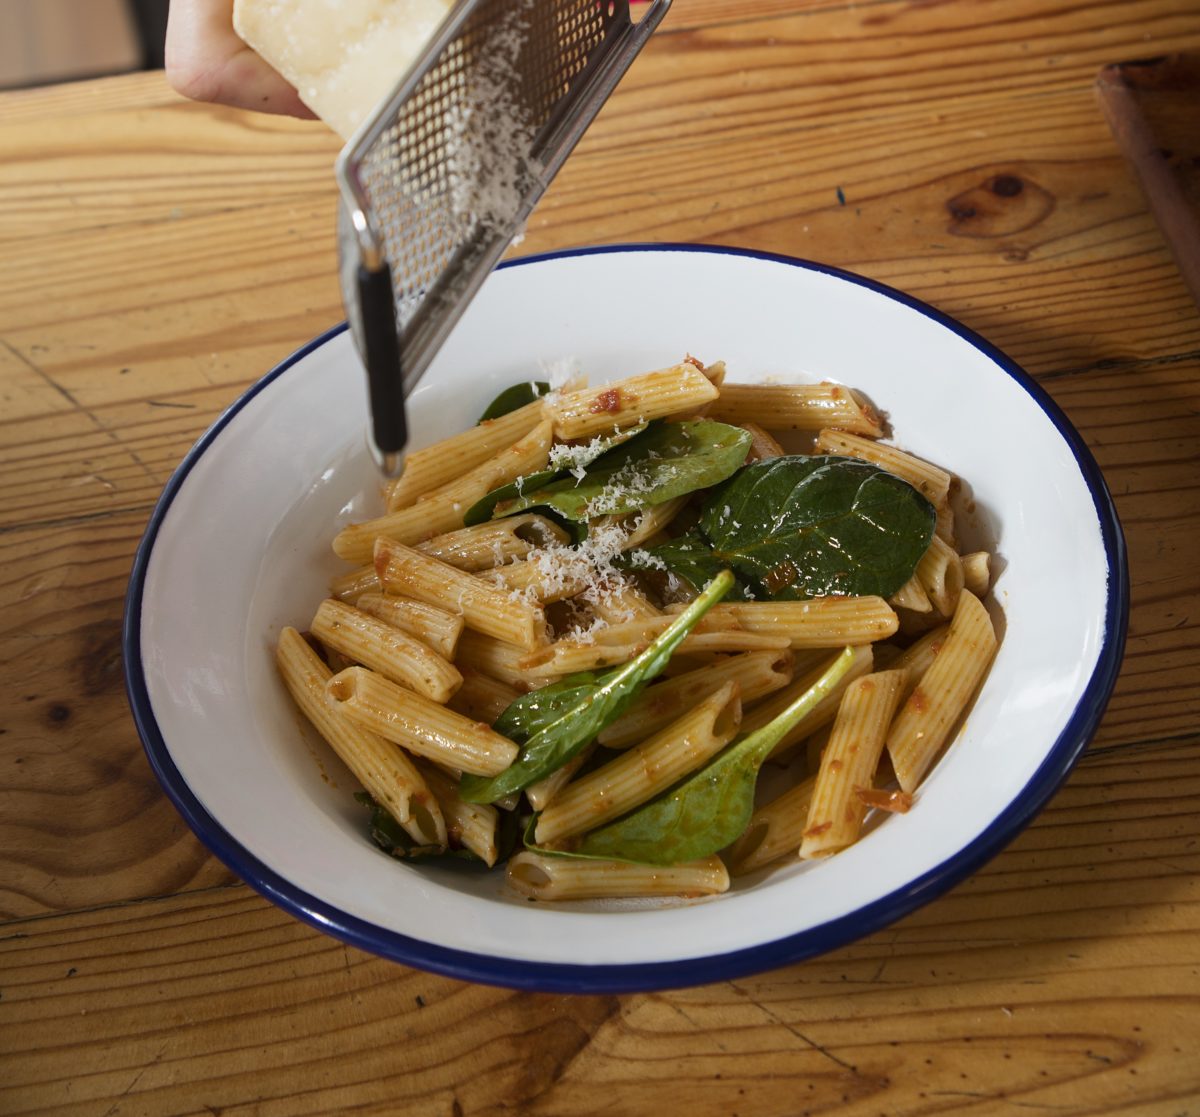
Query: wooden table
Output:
[[3, 1, 1199, 1112]]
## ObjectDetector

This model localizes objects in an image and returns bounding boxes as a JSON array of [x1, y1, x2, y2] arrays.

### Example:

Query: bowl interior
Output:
[[133, 246, 1119, 982]]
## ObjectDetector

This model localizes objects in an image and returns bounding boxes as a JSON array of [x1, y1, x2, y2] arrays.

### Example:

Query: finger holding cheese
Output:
[[233, 0, 453, 139]]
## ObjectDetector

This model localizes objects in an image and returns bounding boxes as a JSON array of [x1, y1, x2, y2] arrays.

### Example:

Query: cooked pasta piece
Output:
[[353, 592, 465, 660], [887, 591, 997, 792], [333, 419, 553, 561], [915, 533, 964, 617], [934, 499, 955, 546], [506, 852, 730, 900], [547, 364, 719, 440], [598, 650, 794, 749], [525, 742, 597, 813], [723, 776, 816, 876], [330, 564, 380, 602], [375, 538, 547, 651], [385, 399, 546, 511], [814, 428, 952, 506], [588, 580, 661, 624], [275, 627, 446, 848], [891, 623, 950, 699], [534, 682, 742, 845], [667, 598, 898, 648], [740, 421, 786, 461], [327, 666, 519, 777], [889, 573, 932, 614], [591, 496, 689, 552], [416, 514, 570, 572], [738, 645, 875, 760], [446, 670, 520, 724], [520, 629, 790, 678], [419, 763, 502, 866], [800, 669, 907, 859], [309, 598, 463, 703], [961, 550, 992, 597], [483, 556, 591, 604], [707, 382, 883, 437], [455, 629, 551, 690]]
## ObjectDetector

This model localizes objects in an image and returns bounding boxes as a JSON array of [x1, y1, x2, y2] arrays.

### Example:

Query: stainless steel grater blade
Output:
[[334, 0, 672, 475]]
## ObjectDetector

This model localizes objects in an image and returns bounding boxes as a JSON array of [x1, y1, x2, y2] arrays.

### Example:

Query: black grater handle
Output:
[[357, 260, 408, 463]]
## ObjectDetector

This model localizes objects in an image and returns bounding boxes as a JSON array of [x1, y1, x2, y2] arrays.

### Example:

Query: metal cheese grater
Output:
[[334, 0, 673, 475]]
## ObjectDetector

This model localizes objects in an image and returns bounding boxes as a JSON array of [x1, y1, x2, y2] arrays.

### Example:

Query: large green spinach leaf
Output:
[[648, 455, 935, 599], [569, 647, 856, 864], [458, 570, 735, 804], [491, 420, 752, 522]]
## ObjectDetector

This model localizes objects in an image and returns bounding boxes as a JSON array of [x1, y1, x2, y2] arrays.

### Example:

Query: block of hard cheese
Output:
[[233, 0, 453, 139]]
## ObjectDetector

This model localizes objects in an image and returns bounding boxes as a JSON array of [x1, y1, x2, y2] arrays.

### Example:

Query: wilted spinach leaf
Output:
[[458, 570, 735, 804], [461, 423, 648, 526], [493, 420, 752, 522], [478, 381, 550, 423], [572, 647, 857, 864], [629, 529, 757, 601], [658, 455, 934, 599]]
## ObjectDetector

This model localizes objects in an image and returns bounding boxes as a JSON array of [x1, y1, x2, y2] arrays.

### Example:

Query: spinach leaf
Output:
[[458, 570, 735, 804], [697, 455, 935, 599], [493, 420, 752, 522], [478, 381, 550, 423], [461, 423, 648, 526], [571, 647, 857, 864], [462, 468, 561, 526], [631, 528, 757, 601]]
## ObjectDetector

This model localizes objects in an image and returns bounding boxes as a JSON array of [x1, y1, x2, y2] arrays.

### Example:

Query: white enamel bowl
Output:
[[124, 245, 1127, 992]]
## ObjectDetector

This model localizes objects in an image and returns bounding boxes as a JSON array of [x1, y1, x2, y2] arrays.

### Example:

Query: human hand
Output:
[[165, 0, 317, 119]]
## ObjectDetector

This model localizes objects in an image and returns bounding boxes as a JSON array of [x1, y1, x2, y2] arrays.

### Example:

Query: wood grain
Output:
[[1, 739, 1196, 1116]]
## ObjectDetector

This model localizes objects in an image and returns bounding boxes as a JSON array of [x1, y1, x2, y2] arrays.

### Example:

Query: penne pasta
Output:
[[327, 666, 519, 777], [740, 421, 786, 461], [800, 669, 907, 859], [416, 514, 570, 572], [455, 629, 553, 690], [333, 420, 553, 562], [419, 763, 503, 866], [535, 682, 742, 844], [353, 592, 465, 661], [275, 627, 446, 848], [547, 364, 719, 441], [961, 550, 992, 597], [519, 630, 790, 678], [446, 669, 521, 724], [385, 399, 546, 511], [375, 538, 547, 651], [330, 564, 380, 603], [591, 496, 689, 552], [738, 645, 875, 761], [309, 598, 463, 703], [723, 776, 816, 876], [506, 851, 730, 900], [599, 649, 794, 749], [667, 598, 898, 648], [525, 742, 597, 813], [707, 382, 883, 437], [814, 428, 952, 506], [887, 591, 997, 793], [915, 532, 964, 617], [889, 573, 932, 614]]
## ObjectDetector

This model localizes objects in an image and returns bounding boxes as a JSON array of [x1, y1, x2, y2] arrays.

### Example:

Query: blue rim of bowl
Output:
[[124, 242, 1129, 994]]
